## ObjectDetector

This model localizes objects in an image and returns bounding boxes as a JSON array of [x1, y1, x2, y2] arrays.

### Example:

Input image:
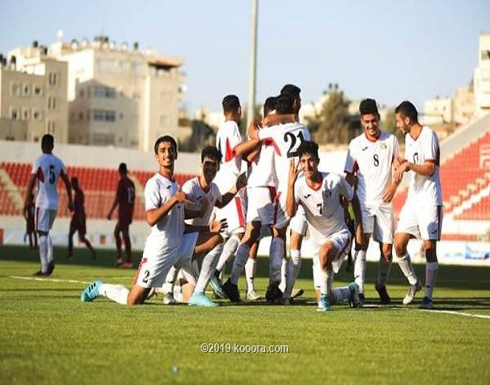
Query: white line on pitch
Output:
[[416, 309, 490, 320], [9, 276, 91, 284]]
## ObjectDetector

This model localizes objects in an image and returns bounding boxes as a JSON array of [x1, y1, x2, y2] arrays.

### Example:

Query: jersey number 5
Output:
[[49, 165, 56, 184], [284, 131, 305, 158]]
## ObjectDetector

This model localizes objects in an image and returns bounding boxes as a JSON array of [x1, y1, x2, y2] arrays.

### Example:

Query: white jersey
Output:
[[405, 126, 442, 206], [258, 122, 310, 190], [182, 177, 222, 226], [247, 141, 277, 188], [215, 120, 243, 193], [143, 173, 185, 253], [294, 172, 353, 239], [31, 153, 66, 210], [344, 131, 399, 207]]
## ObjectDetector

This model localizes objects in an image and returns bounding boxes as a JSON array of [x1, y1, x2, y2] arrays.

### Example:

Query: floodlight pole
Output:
[[247, 0, 258, 131]]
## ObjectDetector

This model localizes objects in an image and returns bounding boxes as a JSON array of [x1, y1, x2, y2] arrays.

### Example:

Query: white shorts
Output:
[[397, 203, 443, 241], [35, 207, 57, 233], [273, 192, 290, 230], [134, 246, 180, 289], [290, 204, 308, 236], [362, 203, 394, 244], [215, 190, 246, 236], [311, 228, 352, 274], [246, 186, 275, 225], [173, 232, 199, 284]]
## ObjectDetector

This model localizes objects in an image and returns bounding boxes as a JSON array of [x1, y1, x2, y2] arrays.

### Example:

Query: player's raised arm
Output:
[[216, 172, 247, 208], [286, 159, 300, 218]]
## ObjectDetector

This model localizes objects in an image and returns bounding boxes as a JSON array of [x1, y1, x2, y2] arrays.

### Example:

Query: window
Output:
[[160, 115, 168, 127], [92, 133, 115, 145], [79, 89, 84, 98], [23, 84, 31, 96], [93, 85, 116, 98], [23, 108, 31, 120], [79, 112, 84, 121], [160, 92, 171, 102], [93, 109, 116, 122], [98, 59, 116, 74], [48, 97, 57, 111], [33, 109, 42, 120], [482, 50, 490, 60], [11, 83, 21, 96], [48, 72, 58, 87], [46, 120, 56, 134], [11, 108, 19, 120], [34, 86, 42, 96]]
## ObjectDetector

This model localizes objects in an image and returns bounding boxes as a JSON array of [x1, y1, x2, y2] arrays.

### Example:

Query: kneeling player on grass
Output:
[[159, 146, 247, 307], [80, 136, 224, 306], [286, 141, 364, 312]]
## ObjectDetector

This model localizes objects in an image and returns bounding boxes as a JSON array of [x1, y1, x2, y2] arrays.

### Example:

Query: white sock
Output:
[[216, 234, 240, 273], [284, 249, 301, 298], [312, 255, 321, 291], [354, 250, 367, 293], [398, 253, 418, 286], [319, 268, 333, 296], [269, 237, 284, 283], [99, 284, 129, 305], [195, 244, 223, 293], [279, 257, 287, 292], [38, 235, 49, 273], [163, 266, 179, 295], [424, 262, 439, 300], [377, 257, 392, 287], [47, 235, 54, 264], [230, 243, 250, 285], [245, 257, 257, 294], [331, 286, 350, 304]]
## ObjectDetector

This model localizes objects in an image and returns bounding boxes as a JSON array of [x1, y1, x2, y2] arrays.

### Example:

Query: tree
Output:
[[180, 120, 215, 152], [383, 109, 404, 141], [313, 90, 351, 145]]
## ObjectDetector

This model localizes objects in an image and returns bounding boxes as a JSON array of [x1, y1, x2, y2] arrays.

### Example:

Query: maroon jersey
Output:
[[73, 188, 85, 216], [117, 177, 135, 224]]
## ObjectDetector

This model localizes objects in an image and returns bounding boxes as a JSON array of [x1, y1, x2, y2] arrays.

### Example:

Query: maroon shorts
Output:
[[70, 215, 87, 236], [117, 215, 133, 231]]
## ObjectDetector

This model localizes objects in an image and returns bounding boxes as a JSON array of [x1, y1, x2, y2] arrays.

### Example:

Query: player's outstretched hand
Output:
[[236, 172, 248, 190], [210, 219, 228, 234], [288, 159, 301, 187]]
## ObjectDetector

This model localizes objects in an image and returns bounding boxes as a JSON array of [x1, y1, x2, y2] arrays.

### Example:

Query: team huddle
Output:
[[26, 83, 443, 312]]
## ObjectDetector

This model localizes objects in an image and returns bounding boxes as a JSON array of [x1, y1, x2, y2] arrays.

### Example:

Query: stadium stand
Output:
[[0, 162, 196, 220]]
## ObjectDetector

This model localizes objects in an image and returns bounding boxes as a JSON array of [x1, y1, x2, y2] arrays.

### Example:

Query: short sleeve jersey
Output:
[[215, 120, 242, 193], [247, 141, 277, 188], [404, 126, 443, 206], [31, 153, 66, 210], [295, 172, 353, 239], [182, 177, 222, 226], [344, 131, 399, 206], [117, 177, 135, 220], [258, 122, 311, 190], [143, 173, 184, 251]]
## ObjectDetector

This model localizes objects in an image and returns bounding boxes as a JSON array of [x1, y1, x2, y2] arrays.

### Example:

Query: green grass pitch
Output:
[[1, 245, 489, 384]]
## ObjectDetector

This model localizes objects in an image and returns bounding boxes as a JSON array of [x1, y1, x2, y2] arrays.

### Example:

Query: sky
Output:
[[0, 0, 489, 115]]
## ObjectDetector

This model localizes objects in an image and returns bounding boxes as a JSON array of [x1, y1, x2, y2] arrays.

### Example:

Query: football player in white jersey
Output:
[[161, 146, 247, 307], [393, 101, 443, 309], [212, 95, 260, 292], [80, 136, 224, 306], [344, 99, 401, 305], [287, 140, 364, 311], [252, 94, 310, 303], [24, 134, 73, 277]]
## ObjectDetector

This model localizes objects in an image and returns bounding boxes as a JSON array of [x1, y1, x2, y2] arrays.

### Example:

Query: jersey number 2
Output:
[[284, 131, 305, 158]]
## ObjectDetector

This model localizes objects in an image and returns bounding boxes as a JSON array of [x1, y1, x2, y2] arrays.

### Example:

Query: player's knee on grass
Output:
[[127, 286, 150, 306]]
